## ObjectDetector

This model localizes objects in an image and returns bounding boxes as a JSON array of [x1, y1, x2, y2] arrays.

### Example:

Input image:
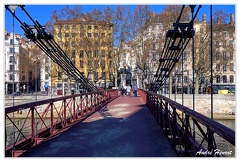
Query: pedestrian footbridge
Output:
[[5, 89, 235, 157]]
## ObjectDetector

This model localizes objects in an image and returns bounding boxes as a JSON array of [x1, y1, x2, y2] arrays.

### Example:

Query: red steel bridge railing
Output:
[[5, 89, 118, 157], [139, 89, 235, 157]]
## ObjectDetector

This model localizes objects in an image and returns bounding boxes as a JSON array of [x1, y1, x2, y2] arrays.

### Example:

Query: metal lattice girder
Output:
[[149, 5, 202, 91]]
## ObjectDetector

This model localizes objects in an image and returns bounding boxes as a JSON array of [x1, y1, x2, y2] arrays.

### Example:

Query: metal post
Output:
[[50, 61, 52, 98], [9, 5, 18, 154], [35, 60, 37, 101], [190, 5, 195, 112], [181, 28, 184, 105], [11, 8, 15, 106], [189, 5, 196, 153], [210, 5, 213, 119]]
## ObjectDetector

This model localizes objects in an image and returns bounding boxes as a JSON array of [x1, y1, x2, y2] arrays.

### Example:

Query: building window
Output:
[[230, 75, 234, 83], [58, 72, 62, 80], [72, 60, 76, 66], [94, 60, 98, 68], [80, 60, 84, 68], [10, 48, 15, 53], [72, 33, 76, 38], [101, 61, 105, 69], [72, 50, 76, 58], [101, 41, 105, 46], [88, 25, 92, 29], [215, 52, 219, 60], [9, 56, 14, 62], [80, 50, 84, 58], [102, 72, 106, 78], [65, 33, 69, 37], [10, 65, 15, 71], [80, 41, 84, 47], [222, 51, 227, 59], [216, 75, 220, 83], [152, 53, 156, 61], [87, 51, 92, 58], [101, 33, 105, 37], [65, 42, 69, 47], [200, 28, 204, 33], [223, 32, 227, 38], [95, 72, 98, 80], [229, 40, 234, 46], [94, 33, 99, 37], [108, 51, 112, 58], [216, 64, 220, 71], [80, 25, 84, 29], [45, 74, 49, 80], [65, 25, 69, 29], [58, 33, 62, 38], [223, 41, 226, 47], [153, 44, 156, 50], [88, 33, 92, 38], [222, 75, 227, 83], [80, 33, 84, 38], [72, 24, 76, 29], [72, 41, 75, 47], [101, 50, 105, 57], [223, 64, 227, 71], [10, 39, 14, 45], [58, 41, 62, 47], [109, 60, 113, 68], [230, 63, 234, 71], [184, 76, 188, 83], [229, 53, 233, 60], [177, 76, 181, 83], [88, 61, 92, 67], [9, 74, 15, 80], [94, 50, 98, 57]]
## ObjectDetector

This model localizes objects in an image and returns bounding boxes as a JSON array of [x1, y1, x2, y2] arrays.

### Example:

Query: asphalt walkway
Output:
[[20, 94, 177, 157]]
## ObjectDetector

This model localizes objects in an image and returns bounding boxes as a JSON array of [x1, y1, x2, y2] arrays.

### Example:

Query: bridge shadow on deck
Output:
[[20, 95, 177, 157]]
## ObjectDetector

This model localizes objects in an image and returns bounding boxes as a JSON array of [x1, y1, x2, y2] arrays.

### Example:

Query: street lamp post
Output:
[[9, 5, 18, 155], [9, 5, 18, 106]]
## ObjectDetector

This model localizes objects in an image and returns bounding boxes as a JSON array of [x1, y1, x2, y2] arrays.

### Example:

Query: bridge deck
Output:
[[20, 95, 177, 157]]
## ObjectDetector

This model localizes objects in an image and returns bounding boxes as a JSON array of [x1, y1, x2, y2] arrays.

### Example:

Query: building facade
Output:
[[53, 15, 114, 92], [4, 30, 21, 94]]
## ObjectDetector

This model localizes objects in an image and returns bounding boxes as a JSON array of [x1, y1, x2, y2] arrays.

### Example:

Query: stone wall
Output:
[[165, 94, 235, 119]]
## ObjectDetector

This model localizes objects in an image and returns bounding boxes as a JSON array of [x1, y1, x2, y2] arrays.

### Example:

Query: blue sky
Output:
[[4, 4, 235, 36]]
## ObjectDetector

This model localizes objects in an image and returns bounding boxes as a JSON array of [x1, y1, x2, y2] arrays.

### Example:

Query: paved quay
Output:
[[20, 95, 177, 157]]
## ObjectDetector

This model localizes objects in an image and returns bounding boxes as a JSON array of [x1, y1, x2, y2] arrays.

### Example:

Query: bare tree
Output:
[[192, 9, 235, 94]]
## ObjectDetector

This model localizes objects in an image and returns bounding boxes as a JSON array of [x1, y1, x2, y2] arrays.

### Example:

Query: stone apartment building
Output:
[[4, 30, 21, 94], [180, 13, 236, 94], [52, 15, 114, 92], [120, 11, 235, 94]]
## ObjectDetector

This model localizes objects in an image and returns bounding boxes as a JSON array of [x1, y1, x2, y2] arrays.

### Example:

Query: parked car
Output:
[[11, 92, 21, 96]]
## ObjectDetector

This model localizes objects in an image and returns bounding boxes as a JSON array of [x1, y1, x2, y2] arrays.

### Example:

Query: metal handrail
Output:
[[139, 89, 235, 157], [5, 89, 118, 157]]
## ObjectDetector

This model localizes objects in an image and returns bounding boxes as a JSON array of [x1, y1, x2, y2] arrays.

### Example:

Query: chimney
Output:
[[230, 13, 234, 25], [217, 17, 222, 24], [202, 14, 206, 22], [150, 12, 156, 17]]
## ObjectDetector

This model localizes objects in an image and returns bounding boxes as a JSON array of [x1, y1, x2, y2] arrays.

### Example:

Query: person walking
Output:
[[125, 84, 132, 97], [118, 86, 122, 96], [121, 86, 125, 96], [132, 84, 138, 97]]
